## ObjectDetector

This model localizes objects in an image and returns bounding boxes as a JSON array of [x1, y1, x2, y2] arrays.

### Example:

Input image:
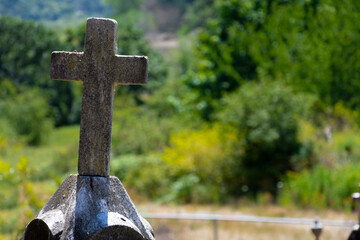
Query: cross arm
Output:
[[51, 51, 85, 81], [111, 55, 148, 85]]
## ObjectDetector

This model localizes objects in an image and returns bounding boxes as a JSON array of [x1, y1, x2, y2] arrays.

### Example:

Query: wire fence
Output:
[[142, 212, 356, 240]]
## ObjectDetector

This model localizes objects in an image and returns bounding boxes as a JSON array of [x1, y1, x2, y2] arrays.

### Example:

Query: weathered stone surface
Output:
[[348, 225, 360, 240], [22, 175, 154, 240], [23, 209, 64, 240], [51, 18, 148, 177], [23, 219, 57, 240], [89, 219, 144, 240]]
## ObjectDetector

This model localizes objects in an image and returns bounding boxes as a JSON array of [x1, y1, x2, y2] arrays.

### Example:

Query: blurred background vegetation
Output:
[[1, 0, 360, 238]]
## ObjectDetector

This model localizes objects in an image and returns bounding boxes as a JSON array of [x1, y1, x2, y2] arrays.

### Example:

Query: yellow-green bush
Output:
[[0, 157, 43, 237], [161, 124, 237, 203], [111, 124, 238, 203]]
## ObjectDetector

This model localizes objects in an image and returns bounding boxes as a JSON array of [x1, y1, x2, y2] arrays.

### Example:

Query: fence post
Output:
[[213, 219, 218, 240], [311, 219, 322, 240]]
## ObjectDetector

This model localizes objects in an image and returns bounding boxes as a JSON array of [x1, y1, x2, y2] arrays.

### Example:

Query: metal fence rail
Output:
[[142, 212, 354, 227], [142, 212, 356, 240]]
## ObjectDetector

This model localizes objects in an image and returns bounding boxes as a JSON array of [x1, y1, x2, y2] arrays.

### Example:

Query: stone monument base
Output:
[[21, 174, 155, 240], [348, 224, 360, 240]]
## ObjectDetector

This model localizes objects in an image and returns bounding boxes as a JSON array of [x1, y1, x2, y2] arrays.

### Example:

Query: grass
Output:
[[44, 125, 79, 147], [1, 125, 80, 179], [2, 125, 79, 163]]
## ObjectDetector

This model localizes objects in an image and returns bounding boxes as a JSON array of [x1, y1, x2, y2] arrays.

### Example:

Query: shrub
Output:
[[161, 124, 236, 203], [110, 154, 170, 199], [110, 124, 237, 203], [0, 157, 43, 236], [111, 95, 200, 155], [279, 164, 360, 210], [112, 106, 168, 155], [217, 81, 314, 194], [162, 174, 224, 204], [293, 104, 360, 168]]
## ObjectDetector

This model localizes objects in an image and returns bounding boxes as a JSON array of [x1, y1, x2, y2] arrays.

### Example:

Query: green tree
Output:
[[0, 17, 57, 85], [184, 0, 360, 119], [217, 82, 314, 194], [184, 0, 260, 119], [250, 0, 360, 110], [0, 16, 79, 126], [181, 0, 216, 32]]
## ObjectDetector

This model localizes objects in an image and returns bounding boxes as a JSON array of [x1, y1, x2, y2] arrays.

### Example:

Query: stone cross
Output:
[[22, 17, 154, 240], [51, 18, 148, 177]]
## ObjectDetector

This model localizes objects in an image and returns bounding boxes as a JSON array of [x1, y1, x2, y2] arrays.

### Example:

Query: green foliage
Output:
[[0, 0, 72, 21], [294, 110, 360, 168], [0, 79, 16, 99], [48, 144, 78, 177], [112, 105, 170, 155], [105, 0, 143, 15], [217, 81, 314, 194], [249, 0, 360, 110], [0, 87, 53, 145], [184, 0, 360, 119], [111, 94, 198, 155], [162, 174, 222, 204], [0, 17, 80, 126], [0, 157, 43, 236], [157, 0, 197, 18], [1, 0, 360, 214], [111, 154, 170, 199], [279, 106, 360, 210], [181, 0, 216, 33], [0, 17, 58, 85], [279, 164, 360, 210], [183, 0, 260, 119], [0, 0, 109, 21], [111, 125, 236, 203], [0, 125, 79, 182], [161, 124, 236, 203], [163, 174, 201, 203]]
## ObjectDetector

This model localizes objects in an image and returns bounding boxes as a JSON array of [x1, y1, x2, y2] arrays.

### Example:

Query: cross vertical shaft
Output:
[[51, 18, 148, 177], [78, 18, 117, 177]]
